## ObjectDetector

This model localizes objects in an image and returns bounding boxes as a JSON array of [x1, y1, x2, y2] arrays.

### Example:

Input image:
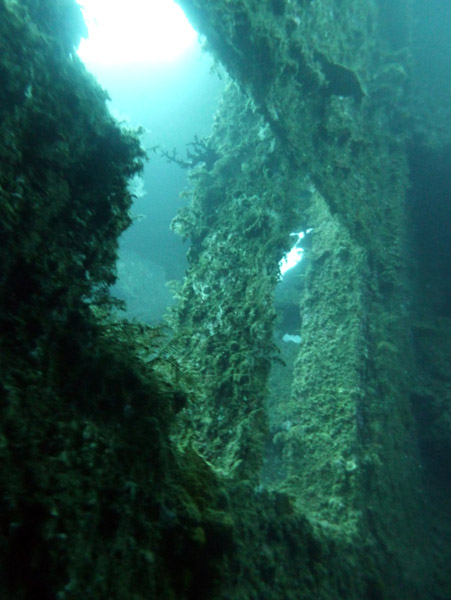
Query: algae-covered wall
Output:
[[1, 0, 451, 599], [178, 0, 418, 506], [173, 0, 451, 597], [0, 1, 234, 598]]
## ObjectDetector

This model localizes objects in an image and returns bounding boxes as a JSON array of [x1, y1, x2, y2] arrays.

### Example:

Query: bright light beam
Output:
[[77, 0, 197, 66]]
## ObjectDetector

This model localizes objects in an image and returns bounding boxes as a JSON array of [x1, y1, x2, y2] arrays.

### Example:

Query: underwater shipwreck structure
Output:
[[1, 0, 451, 598]]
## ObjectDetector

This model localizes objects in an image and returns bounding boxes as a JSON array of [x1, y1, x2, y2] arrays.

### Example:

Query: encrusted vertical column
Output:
[[279, 138, 424, 573], [281, 190, 371, 533], [170, 84, 301, 480]]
